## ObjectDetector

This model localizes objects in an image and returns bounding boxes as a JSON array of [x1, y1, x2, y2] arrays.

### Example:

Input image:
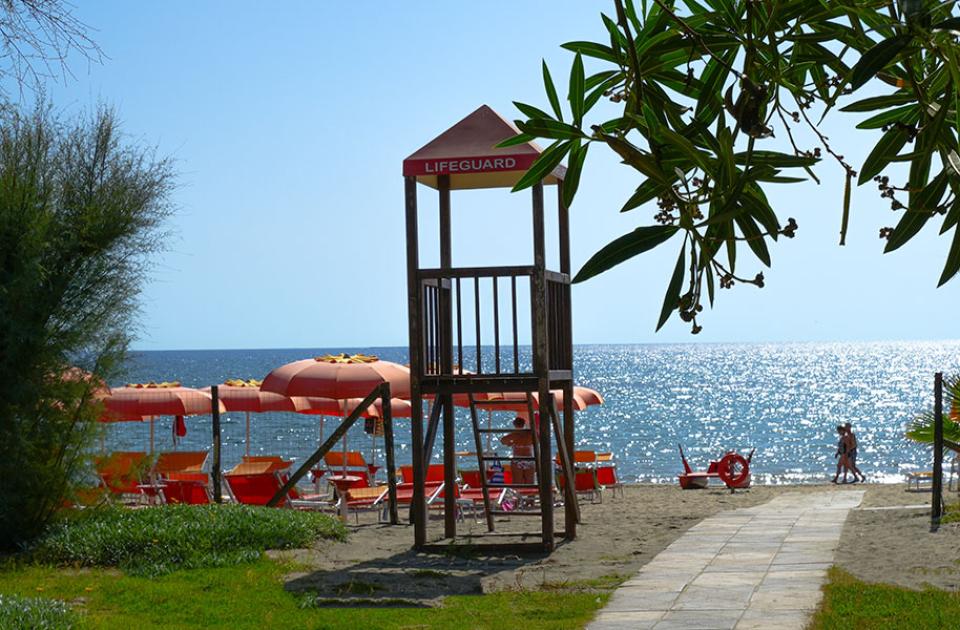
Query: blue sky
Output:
[[25, 2, 959, 350]]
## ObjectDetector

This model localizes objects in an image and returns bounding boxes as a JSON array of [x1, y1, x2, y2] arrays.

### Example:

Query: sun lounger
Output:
[[906, 470, 936, 491], [242, 455, 292, 472], [596, 463, 624, 499], [374, 481, 445, 521], [155, 451, 208, 476], [160, 472, 211, 505], [322, 451, 374, 488], [95, 451, 149, 499], [557, 468, 602, 503], [223, 461, 329, 509]]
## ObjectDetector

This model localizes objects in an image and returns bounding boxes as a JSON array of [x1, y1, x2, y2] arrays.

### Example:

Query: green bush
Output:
[[0, 593, 77, 629], [30, 505, 345, 576], [0, 104, 174, 549]]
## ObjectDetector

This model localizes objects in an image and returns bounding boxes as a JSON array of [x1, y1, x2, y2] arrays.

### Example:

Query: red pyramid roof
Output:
[[403, 105, 565, 190]]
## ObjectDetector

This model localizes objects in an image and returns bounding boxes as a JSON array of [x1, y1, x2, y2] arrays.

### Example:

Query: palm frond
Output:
[[906, 375, 960, 445]]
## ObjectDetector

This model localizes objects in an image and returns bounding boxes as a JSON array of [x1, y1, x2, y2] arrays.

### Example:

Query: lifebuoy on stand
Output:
[[717, 452, 750, 492]]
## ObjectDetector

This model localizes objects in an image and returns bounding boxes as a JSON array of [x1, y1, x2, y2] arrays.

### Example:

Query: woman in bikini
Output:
[[501, 416, 535, 485]]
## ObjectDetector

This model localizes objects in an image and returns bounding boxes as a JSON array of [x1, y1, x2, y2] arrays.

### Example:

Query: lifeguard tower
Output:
[[403, 105, 578, 552]]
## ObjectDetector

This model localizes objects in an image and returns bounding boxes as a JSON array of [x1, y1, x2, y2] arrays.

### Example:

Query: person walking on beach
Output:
[[501, 416, 535, 485], [844, 422, 866, 483], [832, 425, 851, 483]]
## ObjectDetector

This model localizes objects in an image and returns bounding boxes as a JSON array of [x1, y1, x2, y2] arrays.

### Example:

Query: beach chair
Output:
[[340, 486, 388, 523], [242, 455, 292, 472], [223, 461, 329, 509], [906, 470, 936, 491], [160, 472, 211, 505], [223, 461, 287, 506], [400, 463, 446, 484], [155, 451, 208, 476], [596, 463, 624, 499], [95, 451, 149, 500], [557, 468, 602, 504], [374, 481, 445, 521], [458, 470, 508, 519], [323, 451, 374, 488]]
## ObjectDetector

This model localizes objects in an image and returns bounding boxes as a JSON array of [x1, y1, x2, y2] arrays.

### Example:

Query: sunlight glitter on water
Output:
[[104, 341, 960, 485]]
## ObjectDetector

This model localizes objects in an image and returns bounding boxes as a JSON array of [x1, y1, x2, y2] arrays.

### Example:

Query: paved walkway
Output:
[[588, 490, 864, 630]]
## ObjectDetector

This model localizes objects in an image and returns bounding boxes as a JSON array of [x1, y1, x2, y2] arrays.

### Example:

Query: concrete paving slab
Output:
[[586, 490, 863, 630], [589, 610, 664, 630]]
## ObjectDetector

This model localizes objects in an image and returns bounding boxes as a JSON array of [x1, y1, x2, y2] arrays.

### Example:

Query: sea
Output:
[[104, 341, 960, 485]]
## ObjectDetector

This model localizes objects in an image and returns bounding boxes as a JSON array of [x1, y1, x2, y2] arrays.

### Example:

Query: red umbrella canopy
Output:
[[261, 353, 411, 399], [481, 386, 604, 413], [203, 379, 306, 413], [101, 382, 225, 421]]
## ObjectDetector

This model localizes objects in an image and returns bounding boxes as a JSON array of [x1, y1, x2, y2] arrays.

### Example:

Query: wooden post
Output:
[[438, 174, 457, 539], [532, 181, 554, 550], [211, 385, 222, 503], [933, 372, 944, 529], [381, 382, 399, 525], [405, 175, 427, 548], [558, 182, 577, 539]]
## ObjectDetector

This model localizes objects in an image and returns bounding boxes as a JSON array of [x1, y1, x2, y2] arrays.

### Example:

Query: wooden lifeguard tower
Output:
[[403, 105, 579, 552]]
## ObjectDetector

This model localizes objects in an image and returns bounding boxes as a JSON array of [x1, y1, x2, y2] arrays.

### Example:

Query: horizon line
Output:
[[129, 337, 960, 354]]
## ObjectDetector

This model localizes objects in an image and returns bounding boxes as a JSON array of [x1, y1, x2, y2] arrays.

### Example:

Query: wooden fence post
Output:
[[211, 385, 222, 503]]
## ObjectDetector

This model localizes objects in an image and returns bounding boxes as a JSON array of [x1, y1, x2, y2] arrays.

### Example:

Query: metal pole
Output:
[[933, 372, 944, 529], [245, 411, 251, 457], [211, 385, 222, 503]]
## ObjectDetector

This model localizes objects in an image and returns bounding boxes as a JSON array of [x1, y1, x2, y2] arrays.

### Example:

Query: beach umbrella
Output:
[[203, 379, 311, 457], [482, 386, 604, 413], [101, 382, 225, 452], [261, 353, 411, 399]]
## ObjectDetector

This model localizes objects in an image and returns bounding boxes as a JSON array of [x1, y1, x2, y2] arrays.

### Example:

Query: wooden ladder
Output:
[[466, 391, 579, 532]]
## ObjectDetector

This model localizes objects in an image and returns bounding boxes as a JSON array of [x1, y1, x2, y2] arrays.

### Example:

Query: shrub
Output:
[[30, 504, 345, 576], [0, 103, 174, 549], [0, 593, 77, 629]]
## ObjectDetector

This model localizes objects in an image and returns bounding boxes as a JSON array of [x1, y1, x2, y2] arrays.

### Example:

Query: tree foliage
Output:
[[906, 374, 960, 445], [0, 105, 173, 549], [507, 0, 960, 333]]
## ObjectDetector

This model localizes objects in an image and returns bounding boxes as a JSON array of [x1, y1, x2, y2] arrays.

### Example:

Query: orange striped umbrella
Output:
[[261, 353, 411, 399]]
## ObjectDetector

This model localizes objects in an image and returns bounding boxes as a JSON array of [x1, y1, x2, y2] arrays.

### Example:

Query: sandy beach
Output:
[[271, 482, 946, 606]]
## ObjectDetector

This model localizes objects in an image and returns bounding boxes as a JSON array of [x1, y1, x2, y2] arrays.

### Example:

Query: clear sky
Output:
[[22, 1, 959, 350]]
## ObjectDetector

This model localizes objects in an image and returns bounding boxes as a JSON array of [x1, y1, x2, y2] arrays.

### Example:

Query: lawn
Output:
[[0, 559, 607, 629], [0, 505, 607, 629], [810, 567, 960, 629]]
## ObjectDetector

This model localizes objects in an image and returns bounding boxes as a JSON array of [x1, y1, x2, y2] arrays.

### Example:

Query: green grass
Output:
[[28, 505, 345, 576], [810, 567, 960, 629], [0, 593, 78, 629], [0, 559, 607, 629]]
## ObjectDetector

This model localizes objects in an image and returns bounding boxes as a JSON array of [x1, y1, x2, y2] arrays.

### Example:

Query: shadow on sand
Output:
[[284, 537, 556, 607]]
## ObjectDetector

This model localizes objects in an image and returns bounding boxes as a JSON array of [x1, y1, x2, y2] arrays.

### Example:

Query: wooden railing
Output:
[[546, 271, 572, 372], [418, 265, 570, 378]]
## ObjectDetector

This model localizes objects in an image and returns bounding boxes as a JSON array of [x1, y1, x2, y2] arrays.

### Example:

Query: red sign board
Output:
[[402, 153, 536, 177]]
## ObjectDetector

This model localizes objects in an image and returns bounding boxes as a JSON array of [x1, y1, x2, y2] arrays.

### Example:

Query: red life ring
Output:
[[718, 452, 749, 488]]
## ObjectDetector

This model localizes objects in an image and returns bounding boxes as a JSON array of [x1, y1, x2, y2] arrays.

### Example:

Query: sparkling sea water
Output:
[[105, 341, 960, 484]]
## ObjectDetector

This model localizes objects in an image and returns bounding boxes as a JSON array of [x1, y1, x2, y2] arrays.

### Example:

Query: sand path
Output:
[[588, 489, 864, 630]]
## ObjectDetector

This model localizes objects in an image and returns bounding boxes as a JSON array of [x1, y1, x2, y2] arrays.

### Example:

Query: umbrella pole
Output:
[[342, 432, 348, 477], [245, 411, 251, 457], [149, 416, 155, 454]]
